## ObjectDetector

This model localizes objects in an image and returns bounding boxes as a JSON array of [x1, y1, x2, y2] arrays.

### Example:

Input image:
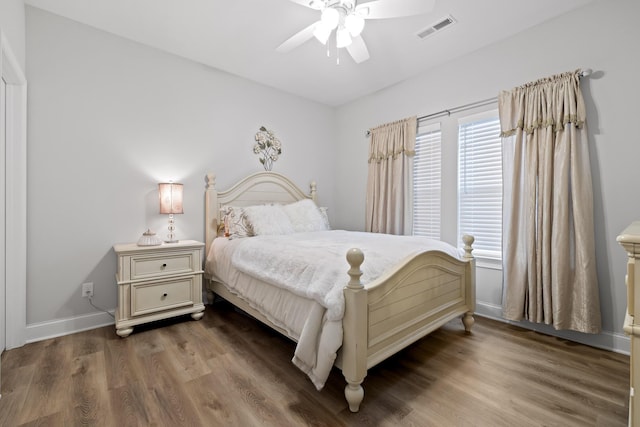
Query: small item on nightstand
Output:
[[137, 229, 162, 246]]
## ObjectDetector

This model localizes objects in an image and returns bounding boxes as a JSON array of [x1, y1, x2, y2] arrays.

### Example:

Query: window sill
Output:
[[475, 257, 502, 270]]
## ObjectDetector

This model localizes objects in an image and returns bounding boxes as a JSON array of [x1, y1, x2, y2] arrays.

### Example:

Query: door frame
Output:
[[1, 30, 27, 349]]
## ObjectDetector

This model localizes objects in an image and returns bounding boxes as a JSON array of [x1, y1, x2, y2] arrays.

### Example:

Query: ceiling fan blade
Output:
[[356, 0, 435, 19], [276, 22, 318, 53], [287, 0, 324, 10], [346, 35, 370, 64]]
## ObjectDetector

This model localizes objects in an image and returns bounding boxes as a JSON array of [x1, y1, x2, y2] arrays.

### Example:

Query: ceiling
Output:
[[24, 0, 594, 106]]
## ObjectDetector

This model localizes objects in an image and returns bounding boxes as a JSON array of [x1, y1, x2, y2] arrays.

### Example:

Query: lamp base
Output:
[[165, 214, 179, 243]]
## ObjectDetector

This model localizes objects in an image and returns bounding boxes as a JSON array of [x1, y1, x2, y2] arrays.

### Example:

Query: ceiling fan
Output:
[[277, 0, 436, 64]]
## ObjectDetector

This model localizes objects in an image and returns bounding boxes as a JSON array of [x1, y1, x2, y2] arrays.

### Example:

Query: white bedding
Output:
[[205, 230, 463, 389], [206, 236, 319, 340]]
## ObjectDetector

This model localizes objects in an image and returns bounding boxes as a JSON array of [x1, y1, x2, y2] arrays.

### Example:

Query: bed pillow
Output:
[[221, 206, 254, 239], [283, 199, 330, 232], [243, 204, 295, 236]]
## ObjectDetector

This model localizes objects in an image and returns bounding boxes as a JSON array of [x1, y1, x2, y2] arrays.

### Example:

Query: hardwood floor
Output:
[[0, 302, 630, 426]]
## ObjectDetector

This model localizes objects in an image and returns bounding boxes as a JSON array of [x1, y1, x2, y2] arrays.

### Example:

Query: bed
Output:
[[203, 171, 476, 412]]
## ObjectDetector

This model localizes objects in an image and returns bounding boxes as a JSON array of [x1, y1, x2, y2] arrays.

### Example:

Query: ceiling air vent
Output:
[[416, 15, 456, 40]]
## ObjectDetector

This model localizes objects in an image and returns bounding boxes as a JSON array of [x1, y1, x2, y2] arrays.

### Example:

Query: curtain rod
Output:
[[365, 68, 592, 138], [365, 97, 496, 137]]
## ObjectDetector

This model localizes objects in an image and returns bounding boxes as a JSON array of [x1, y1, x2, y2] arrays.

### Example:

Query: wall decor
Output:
[[253, 126, 282, 171]]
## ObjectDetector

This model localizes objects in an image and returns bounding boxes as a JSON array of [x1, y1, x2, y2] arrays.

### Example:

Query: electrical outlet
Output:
[[82, 282, 94, 298]]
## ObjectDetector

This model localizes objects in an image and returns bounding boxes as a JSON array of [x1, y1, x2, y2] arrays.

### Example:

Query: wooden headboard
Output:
[[205, 171, 317, 250]]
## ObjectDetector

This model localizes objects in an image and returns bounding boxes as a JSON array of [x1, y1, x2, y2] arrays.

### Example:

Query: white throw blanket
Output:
[[227, 230, 462, 389]]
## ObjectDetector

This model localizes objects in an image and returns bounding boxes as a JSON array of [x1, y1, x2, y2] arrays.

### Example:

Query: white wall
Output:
[[0, 0, 25, 70], [25, 7, 336, 332], [334, 0, 639, 351]]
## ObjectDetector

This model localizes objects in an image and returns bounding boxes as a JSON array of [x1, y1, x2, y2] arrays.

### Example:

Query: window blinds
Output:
[[458, 112, 502, 259], [412, 122, 441, 239]]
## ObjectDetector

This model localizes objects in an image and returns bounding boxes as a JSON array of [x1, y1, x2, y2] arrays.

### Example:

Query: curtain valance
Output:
[[499, 70, 586, 137], [368, 116, 417, 163]]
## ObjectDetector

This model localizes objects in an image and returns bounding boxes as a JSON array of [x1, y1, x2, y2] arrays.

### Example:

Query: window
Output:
[[458, 111, 502, 261], [411, 105, 502, 268], [412, 123, 441, 239]]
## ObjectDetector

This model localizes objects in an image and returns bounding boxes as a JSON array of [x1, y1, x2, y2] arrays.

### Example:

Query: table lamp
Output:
[[158, 182, 183, 243]]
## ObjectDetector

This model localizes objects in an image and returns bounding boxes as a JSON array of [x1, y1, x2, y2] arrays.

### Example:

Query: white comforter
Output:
[[206, 230, 462, 389]]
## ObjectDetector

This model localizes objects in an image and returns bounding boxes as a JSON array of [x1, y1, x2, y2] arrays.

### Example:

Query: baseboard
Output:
[[475, 301, 503, 320], [25, 310, 115, 344], [23, 300, 631, 356], [475, 301, 630, 355]]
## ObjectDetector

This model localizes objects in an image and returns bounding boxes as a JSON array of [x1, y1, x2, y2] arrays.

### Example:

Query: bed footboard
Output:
[[341, 235, 475, 412]]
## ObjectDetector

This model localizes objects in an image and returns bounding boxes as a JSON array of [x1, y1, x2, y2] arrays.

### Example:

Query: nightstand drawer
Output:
[[130, 252, 194, 280], [131, 277, 194, 316]]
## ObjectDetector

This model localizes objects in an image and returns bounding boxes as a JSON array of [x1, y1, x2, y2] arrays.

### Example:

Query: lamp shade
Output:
[[158, 182, 184, 214], [313, 21, 332, 45], [345, 13, 365, 37], [320, 8, 339, 30]]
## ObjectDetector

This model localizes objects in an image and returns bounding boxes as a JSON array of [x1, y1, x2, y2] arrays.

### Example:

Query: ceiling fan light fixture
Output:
[[280, 0, 435, 64], [320, 7, 340, 30], [336, 27, 352, 48], [313, 22, 332, 44], [345, 13, 365, 37]]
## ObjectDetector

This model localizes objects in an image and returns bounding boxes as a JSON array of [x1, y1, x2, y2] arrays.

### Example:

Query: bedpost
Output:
[[204, 173, 218, 304], [310, 181, 317, 202], [205, 173, 217, 262], [342, 248, 367, 412], [462, 234, 474, 260], [461, 234, 476, 333]]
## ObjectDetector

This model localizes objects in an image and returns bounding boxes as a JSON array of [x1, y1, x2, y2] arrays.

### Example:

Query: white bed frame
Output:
[[204, 171, 476, 412]]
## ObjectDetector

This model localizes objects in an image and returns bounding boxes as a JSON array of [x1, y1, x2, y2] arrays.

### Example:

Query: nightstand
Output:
[[113, 239, 206, 337]]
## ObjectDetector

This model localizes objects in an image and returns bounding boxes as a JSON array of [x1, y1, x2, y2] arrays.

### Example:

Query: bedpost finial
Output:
[[346, 248, 364, 290], [206, 173, 216, 190], [310, 181, 317, 202], [462, 234, 474, 259]]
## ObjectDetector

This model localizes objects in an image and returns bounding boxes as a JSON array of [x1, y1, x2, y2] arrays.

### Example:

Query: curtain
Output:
[[365, 116, 417, 234], [499, 70, 601, 334]]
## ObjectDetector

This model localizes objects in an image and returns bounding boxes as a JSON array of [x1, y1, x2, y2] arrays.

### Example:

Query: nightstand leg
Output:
[[116, 327, 133, 338], [191, 311, 204, 321]]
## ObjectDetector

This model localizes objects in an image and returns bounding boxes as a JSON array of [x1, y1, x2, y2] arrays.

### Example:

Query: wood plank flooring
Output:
[[0, 302, 630, 426]]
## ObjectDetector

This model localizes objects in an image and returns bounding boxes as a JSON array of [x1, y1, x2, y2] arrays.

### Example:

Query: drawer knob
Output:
[[163, 293, 168, 297], [161, 263, 167, 268]]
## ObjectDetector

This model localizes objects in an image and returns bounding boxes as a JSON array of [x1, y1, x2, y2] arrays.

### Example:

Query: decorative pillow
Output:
[[221, 206, 254, 239], [282, 199, 329, 232], [243, 204, 295, 236]]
